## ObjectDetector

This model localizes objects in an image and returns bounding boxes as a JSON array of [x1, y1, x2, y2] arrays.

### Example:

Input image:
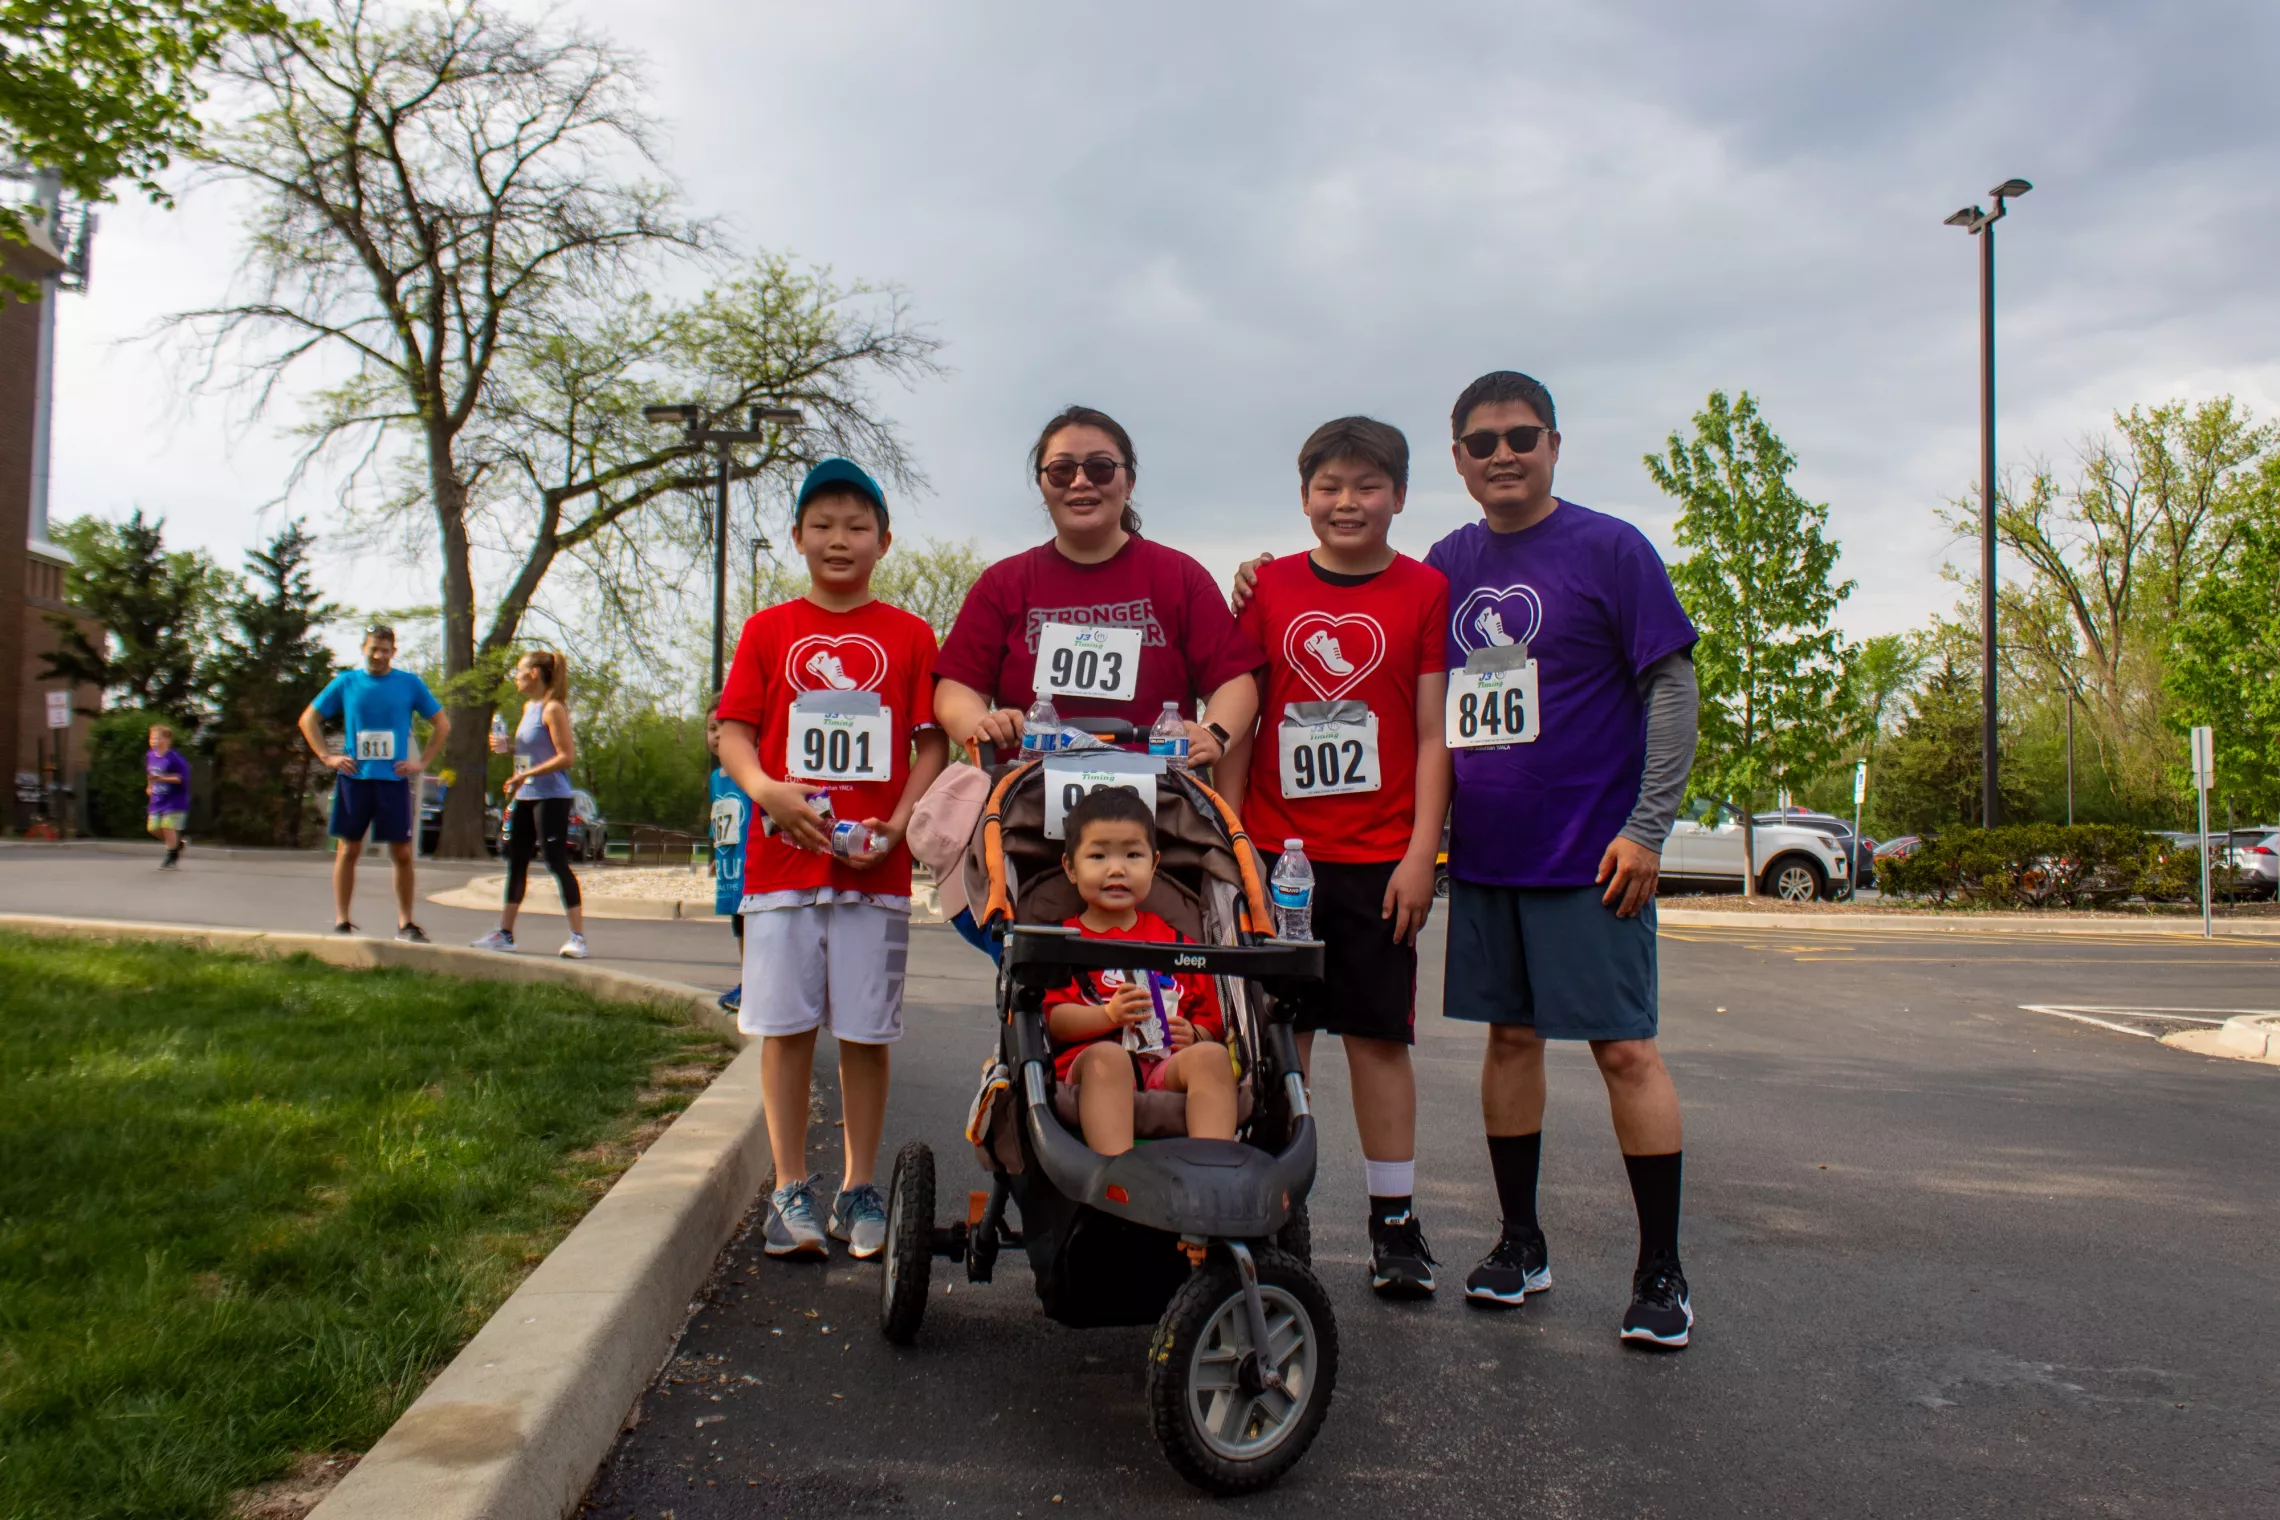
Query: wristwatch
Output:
[[1204, 721, 1232, 748]]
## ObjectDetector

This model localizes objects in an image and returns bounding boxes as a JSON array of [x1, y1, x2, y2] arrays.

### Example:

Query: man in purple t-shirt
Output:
[[1425, 371, 1701, 1348]]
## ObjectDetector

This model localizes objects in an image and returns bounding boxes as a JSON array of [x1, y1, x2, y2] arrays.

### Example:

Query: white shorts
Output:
[[738, 902, 909, 1044]]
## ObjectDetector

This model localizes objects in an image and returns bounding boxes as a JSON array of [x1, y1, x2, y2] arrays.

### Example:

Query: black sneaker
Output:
[[1464, 1224, 1551, 1307], [334, 921, 360, 935], [1619, 1252, 1693, 1348], [1367, 1209, 1437, 1298], [395, 923, 431, 944]]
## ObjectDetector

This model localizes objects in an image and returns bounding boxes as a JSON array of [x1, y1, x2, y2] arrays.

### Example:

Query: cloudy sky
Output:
[[45, 0, 2280, 649]]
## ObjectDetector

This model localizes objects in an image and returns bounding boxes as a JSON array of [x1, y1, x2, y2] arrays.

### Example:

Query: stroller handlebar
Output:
[[1003, 924, 1324, 987]]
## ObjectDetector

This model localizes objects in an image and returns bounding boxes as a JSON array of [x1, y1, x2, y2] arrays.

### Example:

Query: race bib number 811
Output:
[[1445, 662, 1541, 749], [355, 729, 396, 762], [1034, 622, 1143, 702]]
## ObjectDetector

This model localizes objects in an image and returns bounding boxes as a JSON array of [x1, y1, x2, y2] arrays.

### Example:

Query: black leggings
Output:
[[505, 796, 582, 909]]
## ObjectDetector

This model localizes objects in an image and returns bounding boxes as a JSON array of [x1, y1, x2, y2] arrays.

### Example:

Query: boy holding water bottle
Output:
[[1218, 416, 1452, 1299], [715, 459, 949, 1263]]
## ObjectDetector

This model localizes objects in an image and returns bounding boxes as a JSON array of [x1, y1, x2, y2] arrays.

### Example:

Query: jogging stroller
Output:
[[876, 724, 1335, 1495]]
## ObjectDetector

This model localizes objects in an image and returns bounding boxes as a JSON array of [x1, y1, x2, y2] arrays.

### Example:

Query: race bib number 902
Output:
[[786, 694, 893, 782], [1445, 662, 1541, 749], [1278, 710, 1381, 798], [1034, 622, 1143, 702]]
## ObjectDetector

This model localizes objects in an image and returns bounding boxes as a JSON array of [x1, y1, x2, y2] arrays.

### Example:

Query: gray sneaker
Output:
[[829, 1182, 889, 1260], [764, 1175, 828, 1260]]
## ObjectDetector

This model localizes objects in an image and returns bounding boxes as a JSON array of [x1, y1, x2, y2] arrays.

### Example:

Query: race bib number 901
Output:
[[1445, 662, 1541, 749], [1278, 710, 1381, 798], [786, 694, 893, 782], [1034, 622, 1143, 702], [355, 729, 396, 762]]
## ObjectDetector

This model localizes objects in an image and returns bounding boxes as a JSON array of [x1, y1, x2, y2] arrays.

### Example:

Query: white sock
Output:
[[1364, 1158, 1415, 1200]]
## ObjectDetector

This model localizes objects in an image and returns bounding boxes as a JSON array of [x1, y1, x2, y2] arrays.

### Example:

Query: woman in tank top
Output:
[[471, 649, 589, 957]]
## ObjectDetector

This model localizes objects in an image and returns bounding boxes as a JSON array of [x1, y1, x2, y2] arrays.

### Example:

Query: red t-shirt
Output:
[[716, 596, 939, 898], [1232, 552, 1449, 863], [1041, 910, 1226, 1082], [934, 536, 1265, 753]]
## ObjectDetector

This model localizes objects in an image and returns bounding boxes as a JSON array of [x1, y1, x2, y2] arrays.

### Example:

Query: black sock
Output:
[[1623, 1151, 1683, 1269], [1486, 1132, 1542, 1236], [1367, 1194, 1413, 1224], [164, 847, 180, 864]]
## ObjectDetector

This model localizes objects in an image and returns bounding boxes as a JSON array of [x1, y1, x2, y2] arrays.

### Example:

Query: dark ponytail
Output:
[[1030, 404, 1142, 535]]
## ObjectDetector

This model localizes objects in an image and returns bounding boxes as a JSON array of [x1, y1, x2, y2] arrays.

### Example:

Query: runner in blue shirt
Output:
[[705, 699, 756, 1012], [297, 625, 450, 940]]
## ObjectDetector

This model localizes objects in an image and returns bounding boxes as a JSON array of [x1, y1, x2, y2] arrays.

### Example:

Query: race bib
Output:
[[786, 692, 893, 782], [1042, 751, 1161, 840], [1034, 622, 1143, 702], [355, 729, 396, 762], [1446, 661, 1541, 749], [1278, 701, 1381, 798], [709, 796, 746, 850]]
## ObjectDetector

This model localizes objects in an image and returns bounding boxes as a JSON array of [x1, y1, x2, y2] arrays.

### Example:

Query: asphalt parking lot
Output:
[[581, 915, 2280, 1519]]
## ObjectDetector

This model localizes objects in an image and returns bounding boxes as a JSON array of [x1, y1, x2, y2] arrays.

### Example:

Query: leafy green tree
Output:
[[41, 510, 224, 720], [0, 0, 299, 292], [1650, 390, 1856, 892], [742, 537, 983, 642], [1877, 656, 2006, 834], [206, 522, 339, 845], [1849, 633, 1925, 767], [2166, 486, 2280, 822]]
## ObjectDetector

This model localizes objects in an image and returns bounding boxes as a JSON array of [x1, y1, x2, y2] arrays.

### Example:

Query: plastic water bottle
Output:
[[829, 819, 879, 858], [1149, 701, 1190, 767], [1270, 839, 1315, 940], [490, 712, 509, 747], [1021, 695, 1063, 755]]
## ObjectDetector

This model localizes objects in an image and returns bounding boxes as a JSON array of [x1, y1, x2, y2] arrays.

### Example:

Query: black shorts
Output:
[[1264, 854, 1417, 1045], [329, 777, 413, 844]]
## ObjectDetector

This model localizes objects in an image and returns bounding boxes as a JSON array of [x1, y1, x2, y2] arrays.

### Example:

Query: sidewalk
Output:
[[1659, 904, 2280, 937]]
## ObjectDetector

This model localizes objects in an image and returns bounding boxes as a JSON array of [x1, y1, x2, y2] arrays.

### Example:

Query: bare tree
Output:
[[171, 2, 940, 853]]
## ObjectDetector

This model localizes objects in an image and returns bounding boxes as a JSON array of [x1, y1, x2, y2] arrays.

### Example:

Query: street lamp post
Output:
[[643, 402, 805, 695], [749, 535, 774, 615], [1944, 178, 2031, 830]]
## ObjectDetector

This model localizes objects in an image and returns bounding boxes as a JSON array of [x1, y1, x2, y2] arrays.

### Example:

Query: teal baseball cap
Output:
[[794, 457, 888, 525]]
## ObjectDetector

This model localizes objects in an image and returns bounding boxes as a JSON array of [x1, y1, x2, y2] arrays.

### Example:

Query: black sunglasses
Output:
[[1040, 456, 1126, 489], [1458, 425, 1552, 460]]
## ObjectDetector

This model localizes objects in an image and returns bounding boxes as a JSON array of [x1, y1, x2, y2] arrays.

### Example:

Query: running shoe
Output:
[[395, 923, 431, 944], [828, 1182, 889, 1260], [470, 928, 515, 952], [159, 855, 177, 870], [1620, 1252, 1693, 1349], [1464, 1223, 1552, 1307], [764, 1175, 828, 1260], [333, 921, 359, 935], [1367, 1208, 1437, 1298], [558, 933, 589, 959], [717, 984, 742, 1013]]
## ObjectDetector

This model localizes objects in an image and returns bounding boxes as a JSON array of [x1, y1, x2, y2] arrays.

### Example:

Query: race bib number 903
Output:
[[1445, 662, 1541, 749], [786, 694, 893, 782], [1034, 623, 1143, 702]]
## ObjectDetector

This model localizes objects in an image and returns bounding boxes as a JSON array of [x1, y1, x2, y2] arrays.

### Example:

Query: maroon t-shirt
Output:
[[935, 536, 1264, 752]]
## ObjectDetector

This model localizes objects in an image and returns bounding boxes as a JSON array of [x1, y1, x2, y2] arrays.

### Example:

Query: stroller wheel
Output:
[[1275, 1200, 1312, 1267], [879, 1140, 935, 1345], [1147, 1245, 1338, 1495]]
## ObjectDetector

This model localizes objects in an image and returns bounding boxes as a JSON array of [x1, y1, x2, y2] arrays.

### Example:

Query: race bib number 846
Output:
[[1445, 662, 1541, 749]]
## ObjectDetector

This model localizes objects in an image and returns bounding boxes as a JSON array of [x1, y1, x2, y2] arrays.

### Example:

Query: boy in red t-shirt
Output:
[[716, 459, 949, 1264], [1220, 416, 1452, 1299], [1043, 787, 1237, 1156]]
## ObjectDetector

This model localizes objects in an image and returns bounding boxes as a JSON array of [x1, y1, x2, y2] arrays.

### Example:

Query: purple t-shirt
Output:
[[1425, 502, 1697, 888], [147, 749, 191, 814]]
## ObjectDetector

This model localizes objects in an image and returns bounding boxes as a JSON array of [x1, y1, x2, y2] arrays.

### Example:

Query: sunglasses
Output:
[[1040, 456, 1127, 489], [1458, 426, 1552, 460]]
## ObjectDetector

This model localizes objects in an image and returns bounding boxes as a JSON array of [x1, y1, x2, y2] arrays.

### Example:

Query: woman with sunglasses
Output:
[[933, 404, 1262, 763]]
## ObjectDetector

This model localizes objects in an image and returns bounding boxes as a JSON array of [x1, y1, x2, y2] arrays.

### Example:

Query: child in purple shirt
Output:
[[146, 724, 191, 869]]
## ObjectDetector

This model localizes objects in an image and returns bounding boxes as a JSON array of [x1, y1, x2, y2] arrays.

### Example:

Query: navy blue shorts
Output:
[[329, 777, 414, 844], [1443, 880, 1659, 1041]]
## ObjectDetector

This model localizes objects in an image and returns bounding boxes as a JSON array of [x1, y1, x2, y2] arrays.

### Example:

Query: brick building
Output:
[[3, 213, 97, 831]]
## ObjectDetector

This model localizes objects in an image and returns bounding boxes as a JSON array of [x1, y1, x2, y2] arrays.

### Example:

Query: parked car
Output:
[[495, 790, 605, 861], [2241, 832, 2280, 901], [1661, 798, 1854, 901], [1872, 835, 1922, 862], [1753, 809, 1877, 895], [421, 780, 503, 856]]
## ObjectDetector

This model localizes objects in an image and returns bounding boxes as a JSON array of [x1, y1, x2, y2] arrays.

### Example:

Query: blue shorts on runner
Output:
[[1442, 880, 1658, 1041], [329, 776, 414, 844]]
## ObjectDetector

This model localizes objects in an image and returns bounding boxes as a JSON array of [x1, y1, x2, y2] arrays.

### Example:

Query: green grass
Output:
[[0, 933, 732, 1520]]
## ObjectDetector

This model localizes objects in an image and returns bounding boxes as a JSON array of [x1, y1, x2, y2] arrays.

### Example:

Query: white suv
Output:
[[1660, 798, 1854, 901]]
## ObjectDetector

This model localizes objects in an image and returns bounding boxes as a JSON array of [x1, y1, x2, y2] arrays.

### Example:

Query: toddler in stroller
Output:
[[876, 733, 1337, 1494]]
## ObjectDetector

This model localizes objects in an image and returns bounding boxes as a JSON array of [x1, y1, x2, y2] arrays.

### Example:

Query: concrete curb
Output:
[[0, 913, 766, 1520], [2161, 1026, 2280, 1066], [1658, 907, 2280, 938]]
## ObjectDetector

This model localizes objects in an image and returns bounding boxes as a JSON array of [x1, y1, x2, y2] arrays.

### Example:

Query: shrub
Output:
[[1875, 824, 2176, 908]]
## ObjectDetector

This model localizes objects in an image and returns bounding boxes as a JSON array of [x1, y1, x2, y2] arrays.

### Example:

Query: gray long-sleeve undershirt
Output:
[[1619, 649, 1699, 853]]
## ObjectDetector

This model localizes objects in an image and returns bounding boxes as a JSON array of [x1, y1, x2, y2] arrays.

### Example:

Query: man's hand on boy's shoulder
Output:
[[1228, 552, 1276, 613]]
